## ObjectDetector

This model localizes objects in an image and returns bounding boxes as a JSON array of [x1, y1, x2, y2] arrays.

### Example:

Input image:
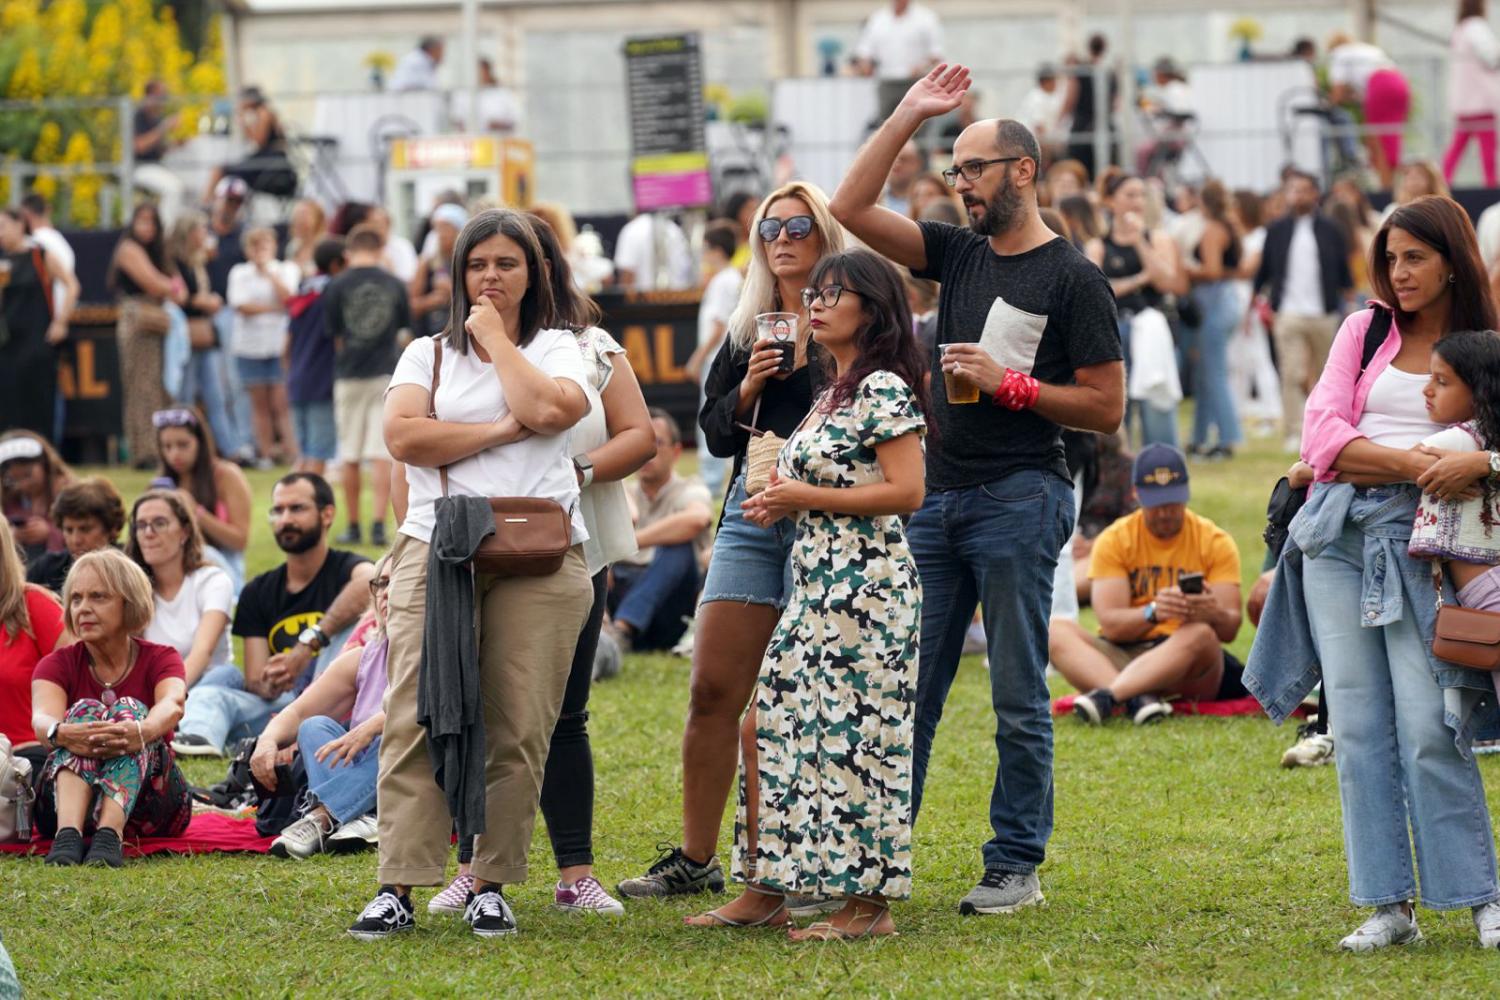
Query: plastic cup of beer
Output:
[[756, 312, 798, 373], [942, 344, 981, 404]]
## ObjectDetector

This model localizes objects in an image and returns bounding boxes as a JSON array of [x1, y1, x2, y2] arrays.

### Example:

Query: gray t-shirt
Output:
[[913, 224, 1121, 489]]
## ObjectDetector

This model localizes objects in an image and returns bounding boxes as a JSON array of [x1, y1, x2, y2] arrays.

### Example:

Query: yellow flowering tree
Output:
[[0, 0, 225, 226]]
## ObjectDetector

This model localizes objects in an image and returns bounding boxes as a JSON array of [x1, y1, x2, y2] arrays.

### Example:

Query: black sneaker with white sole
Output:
[[1072, 688, 1116, 725], [1125, 693, 1173, 726], [463, 886, 517, 937], [170, 733, 222, 757], [347, 887, 415, 940], [616, 843, 725, 898]]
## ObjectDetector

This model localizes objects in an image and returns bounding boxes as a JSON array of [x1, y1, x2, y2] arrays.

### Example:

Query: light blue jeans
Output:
[[298, 715, 380, 824], [1303, 518, 1499, 909], [214, 306, 253, 456], [179, 345, 241, 457], [1188, 280, 1242, 450]]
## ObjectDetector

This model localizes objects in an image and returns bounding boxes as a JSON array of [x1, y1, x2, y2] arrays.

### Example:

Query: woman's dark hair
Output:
[[807, 248, 936, 440], [108, 203, 170, 293], [1232, 188, 1263, 231], [1098, 166, 1135, 201], [329, 201, 375, 237], [443, 209, 558, 354], [1460, 0, 1486, 22], [50, 477, 126, 541], [1432, 328, 1500, 526], [126, 490, 205, 580], [1199, 179, 1242, 268], [1057, 195, 1102, 243], [156, 406, 221, 513], [527, 211, 602, 329], [1371, 195, 1498, 332]]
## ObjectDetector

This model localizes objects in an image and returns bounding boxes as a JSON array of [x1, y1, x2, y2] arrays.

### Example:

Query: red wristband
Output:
[[993, 368, 1040, 410]]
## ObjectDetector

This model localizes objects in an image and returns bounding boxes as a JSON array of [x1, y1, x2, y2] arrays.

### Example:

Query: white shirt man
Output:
[[390, 40, 443, 92], [613, 214, 695, 291], [1017, 71, 1068, 147], [852, 1, 943, 80], [20, 199, 75, 310]]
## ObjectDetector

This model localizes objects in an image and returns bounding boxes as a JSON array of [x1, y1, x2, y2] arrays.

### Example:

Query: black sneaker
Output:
[[84, 827, 124, 868], [370, 522, 387, 547], [347, 886, 415, 940], [616, 843, 726, 898], [1073, 688, 1117, 725], [336, 524, 363, 546], [463, 885, 518, 937], [1126, 694, 1173, 726], [45, 827, 84, 866]]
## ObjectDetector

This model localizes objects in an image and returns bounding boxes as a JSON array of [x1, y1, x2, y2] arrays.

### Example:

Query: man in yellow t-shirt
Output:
[[1048, 444, 1243, 725]]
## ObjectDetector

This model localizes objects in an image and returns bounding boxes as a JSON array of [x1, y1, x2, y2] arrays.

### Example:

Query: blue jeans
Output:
[[214, 306, 253, 455], [1189, 281, 1242, 450], [298, 715, 380, 824], [179, 346, 240, 456], [177, 663, 294, 751], [609, 542, 700, 650], [908, 469, 1075, 874], [697, 382, 728, 500], [1304, 518, 1499, 909]]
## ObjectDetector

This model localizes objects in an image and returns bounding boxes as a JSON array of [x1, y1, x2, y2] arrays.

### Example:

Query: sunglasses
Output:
[[757, 215, 815, 243], [152, 408, 199, 429]]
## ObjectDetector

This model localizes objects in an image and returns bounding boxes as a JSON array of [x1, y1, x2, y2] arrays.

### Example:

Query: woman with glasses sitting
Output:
[[125, 490, 234, 692], [152, 407, 253, 593]]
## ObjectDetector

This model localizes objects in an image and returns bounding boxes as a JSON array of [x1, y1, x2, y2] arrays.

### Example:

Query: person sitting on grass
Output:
[[251, 554, 391, 860], [0, 432, 73, 567], [0, 517, 66, 782], [601, 409, 713, 656], [30, 549, 191, 867], [1048, 443, 1244, 725], [171, 473, 373, 758], [26, 477, 127, 596], [152, 406, 253, 593]]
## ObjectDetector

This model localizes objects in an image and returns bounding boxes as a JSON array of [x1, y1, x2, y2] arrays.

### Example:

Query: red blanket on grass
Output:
[[0, 813, 274, 858], [1051, 693, 1283, 718]]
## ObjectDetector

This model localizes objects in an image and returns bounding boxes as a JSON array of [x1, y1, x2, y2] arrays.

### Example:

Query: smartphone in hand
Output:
[[1178, 572, 1205, 595]]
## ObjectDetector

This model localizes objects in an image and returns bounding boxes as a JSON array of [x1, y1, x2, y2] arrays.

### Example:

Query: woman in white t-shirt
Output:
[[125, 491, 233, 689], [226, 226, 300, 467], [353, 210, 595, 940]]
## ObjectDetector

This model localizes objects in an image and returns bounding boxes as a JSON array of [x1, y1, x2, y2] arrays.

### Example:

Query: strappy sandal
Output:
[[789, 894, 898, 941], [685, 884, 789, 929]]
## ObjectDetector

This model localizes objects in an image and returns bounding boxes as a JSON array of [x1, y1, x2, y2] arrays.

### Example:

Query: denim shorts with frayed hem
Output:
[[699, 474, 795, 610]]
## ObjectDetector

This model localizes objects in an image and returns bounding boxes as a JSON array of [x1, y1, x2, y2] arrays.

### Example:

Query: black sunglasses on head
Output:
[[758, 215, 815, 242]]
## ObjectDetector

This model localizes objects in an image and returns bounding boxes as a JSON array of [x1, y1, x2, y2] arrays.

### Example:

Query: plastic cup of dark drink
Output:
[[755, 312, 799, 374]]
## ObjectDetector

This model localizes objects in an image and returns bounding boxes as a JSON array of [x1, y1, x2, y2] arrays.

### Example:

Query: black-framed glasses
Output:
[[941, 157, 1023, 187], [133, 517, 175, 536], [369, 576, 391, 596], [758, 215, 815, 242], [800, 284, 854, 309], [151, 408, 198, 429]]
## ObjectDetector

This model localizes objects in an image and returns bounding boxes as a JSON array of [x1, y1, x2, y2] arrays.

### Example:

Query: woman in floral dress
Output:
[[688, 248, 932, 939]]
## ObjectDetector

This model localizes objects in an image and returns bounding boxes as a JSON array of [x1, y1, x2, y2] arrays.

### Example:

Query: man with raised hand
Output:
[[829, 63, 1124, 916]]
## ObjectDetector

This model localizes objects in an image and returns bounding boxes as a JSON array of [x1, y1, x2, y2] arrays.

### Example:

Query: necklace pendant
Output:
[[101, 687, 117, 708]]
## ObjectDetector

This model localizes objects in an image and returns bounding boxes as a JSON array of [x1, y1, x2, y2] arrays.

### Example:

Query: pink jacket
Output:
[[1302, 304, 1405, 482]]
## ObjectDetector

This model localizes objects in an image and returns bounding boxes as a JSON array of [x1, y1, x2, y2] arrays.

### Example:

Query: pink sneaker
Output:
[[555, 875, 625, 916], [428, 873, 474, 915]]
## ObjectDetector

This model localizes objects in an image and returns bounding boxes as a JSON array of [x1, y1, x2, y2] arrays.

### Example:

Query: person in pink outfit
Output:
[[1442, 0, 1500, 187], [1328, 33, 1410, 189]]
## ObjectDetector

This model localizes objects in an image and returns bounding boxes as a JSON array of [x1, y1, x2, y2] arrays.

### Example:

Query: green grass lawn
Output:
[[8, 436, 1500, 998]]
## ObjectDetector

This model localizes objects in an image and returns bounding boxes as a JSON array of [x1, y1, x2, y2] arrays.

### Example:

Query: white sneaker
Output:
[[1475, 901, 1500, 949], [1281, 730, 1335, 768], [428, 873, 474, 915], [326, 813, 378, 853], [270, 813, 332, 859], [1339, 904, 1420, 952]]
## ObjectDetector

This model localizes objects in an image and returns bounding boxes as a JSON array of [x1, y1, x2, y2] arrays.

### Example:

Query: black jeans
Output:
[[538, 569, 608, 869]]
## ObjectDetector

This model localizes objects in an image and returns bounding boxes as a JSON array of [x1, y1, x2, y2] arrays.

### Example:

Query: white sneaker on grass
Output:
[[1475, 901, 1500, 949], [326, 813, 378, 853], [1339, 904, 1420, 951], [270, 813, 332, 859], [1281, 729, 1335, 768], [428, 873, 474, 915]]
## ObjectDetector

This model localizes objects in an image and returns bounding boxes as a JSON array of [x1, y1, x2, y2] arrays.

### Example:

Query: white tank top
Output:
[[1356, 364, 1444, 448]]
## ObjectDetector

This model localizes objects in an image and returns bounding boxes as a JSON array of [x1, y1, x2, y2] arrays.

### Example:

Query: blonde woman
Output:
[[618, 182, 847, 913], [286, 199, 329, 277]]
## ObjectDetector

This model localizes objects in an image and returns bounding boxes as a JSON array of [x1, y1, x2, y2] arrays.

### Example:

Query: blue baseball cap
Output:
[[1132, 443, 1190, 507]]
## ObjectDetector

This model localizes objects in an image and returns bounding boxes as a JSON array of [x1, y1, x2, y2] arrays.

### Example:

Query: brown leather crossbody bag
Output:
[[1431, 563, 1500, 671], [430, 339, 571, 577]]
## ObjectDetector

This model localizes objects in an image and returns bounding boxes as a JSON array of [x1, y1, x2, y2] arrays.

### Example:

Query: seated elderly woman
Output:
[[251, 554, 390, 860], [30, 549, 191, 868], [25, 477, 128, 596], [126, 490, 235, 689]]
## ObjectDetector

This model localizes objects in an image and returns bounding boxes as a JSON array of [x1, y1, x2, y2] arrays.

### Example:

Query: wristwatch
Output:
[[46, 720, 61, 748], [1488, 451, 1500, 480], [297, 624, 328, 652], [573, 455, 595, 488], [1143, 602, 1158, 625]]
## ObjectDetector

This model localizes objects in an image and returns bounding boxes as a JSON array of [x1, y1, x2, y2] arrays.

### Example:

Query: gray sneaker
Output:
[[1339, 904, 1421, 951], [1474, 901, 1500, 949], [270, 813, 332, 860], [959, 870, 1044, 915], [616, 844, 725, 899]]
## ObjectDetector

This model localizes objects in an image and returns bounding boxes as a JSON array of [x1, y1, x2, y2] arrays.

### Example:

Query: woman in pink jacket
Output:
[[1442, 0, 1500, 186]]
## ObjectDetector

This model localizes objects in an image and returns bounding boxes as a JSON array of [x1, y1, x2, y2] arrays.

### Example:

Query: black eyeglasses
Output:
[[800, 284, 855, 309], [941, 157, 1023, 187], [758, 215, 815, 242]]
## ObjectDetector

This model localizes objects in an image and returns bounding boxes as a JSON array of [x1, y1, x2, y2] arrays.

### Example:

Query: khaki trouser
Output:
[[117, 304, 168, 466], [376, 533, 592, 886], [1272, 312, 1340, 438]]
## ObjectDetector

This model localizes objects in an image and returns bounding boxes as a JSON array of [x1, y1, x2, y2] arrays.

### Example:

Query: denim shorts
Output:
[[699, 473, 795, 610], [292, 399, 337, 460], [235, 355, 284, 386]]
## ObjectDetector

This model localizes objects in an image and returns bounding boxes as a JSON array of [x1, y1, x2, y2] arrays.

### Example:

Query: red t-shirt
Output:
[[0, 587, 66, 747], [32, 639, 187, 739]]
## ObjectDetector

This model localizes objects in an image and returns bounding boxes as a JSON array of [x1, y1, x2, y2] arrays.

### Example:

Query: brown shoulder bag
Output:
[[430, 338, 572, 577], [1431, 563, 1500, 671]]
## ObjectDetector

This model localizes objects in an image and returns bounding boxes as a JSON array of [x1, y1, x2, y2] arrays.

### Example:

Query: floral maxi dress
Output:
[[736, 370, 925, 900]]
